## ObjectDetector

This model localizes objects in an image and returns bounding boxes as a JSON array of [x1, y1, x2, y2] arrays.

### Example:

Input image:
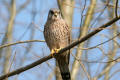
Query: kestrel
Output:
[[44, 9, 71, 80]]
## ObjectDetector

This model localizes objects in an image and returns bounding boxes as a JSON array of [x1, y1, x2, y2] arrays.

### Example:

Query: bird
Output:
[[44, 8, 71, 80]]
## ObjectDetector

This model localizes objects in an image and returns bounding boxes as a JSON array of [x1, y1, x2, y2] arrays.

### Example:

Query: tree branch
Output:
[[0, 16, 120, 80], [0, 55, 52, 80], [0, 40, 45, 49]]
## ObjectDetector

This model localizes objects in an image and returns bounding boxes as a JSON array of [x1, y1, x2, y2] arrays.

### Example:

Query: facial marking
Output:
[[48, 9, 61, 20]]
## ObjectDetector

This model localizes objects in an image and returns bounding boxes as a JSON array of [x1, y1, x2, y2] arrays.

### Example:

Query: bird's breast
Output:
[[44, 20, 69, 49]]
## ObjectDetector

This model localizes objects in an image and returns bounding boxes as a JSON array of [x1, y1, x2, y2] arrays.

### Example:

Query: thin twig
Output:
[[0, 40, 45, 49], [71, 53, 91, 80], [80, 32, 120, 50]]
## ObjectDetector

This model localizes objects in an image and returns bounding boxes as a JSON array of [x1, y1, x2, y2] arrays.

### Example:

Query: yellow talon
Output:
[[51, 49, 55, 54], [51, 49, 54, 57], [51, 48, 61, 57], [54, 48, 61, 53]]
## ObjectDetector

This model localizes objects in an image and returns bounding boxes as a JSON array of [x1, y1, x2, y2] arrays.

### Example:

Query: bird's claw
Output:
[[51, 48, 61, 57]]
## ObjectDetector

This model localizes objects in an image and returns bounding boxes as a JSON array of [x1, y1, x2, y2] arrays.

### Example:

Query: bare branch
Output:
[[0, 55, 52, 80], [0, 40, 45, 49]]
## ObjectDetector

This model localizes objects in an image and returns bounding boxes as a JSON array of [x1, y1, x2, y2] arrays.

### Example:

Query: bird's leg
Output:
[[51, 49, 55, 57], [51, 48, 62, 57]]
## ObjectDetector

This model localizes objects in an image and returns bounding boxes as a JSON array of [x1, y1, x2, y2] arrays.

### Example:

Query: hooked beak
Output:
[[54, 13, 57, 17]]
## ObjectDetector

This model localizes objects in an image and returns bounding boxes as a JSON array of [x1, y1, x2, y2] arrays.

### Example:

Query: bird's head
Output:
[[48, 8, 62, 20]]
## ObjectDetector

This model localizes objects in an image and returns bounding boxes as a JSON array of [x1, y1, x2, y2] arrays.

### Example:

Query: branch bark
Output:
[[3, 1, 16, 80]]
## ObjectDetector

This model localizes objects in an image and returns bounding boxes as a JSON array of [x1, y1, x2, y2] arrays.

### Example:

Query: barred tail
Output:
[[56, 51, 71, 80]]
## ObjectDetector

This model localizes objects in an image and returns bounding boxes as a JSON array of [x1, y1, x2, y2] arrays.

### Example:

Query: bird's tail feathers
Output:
[[56, 51, 71, 80]]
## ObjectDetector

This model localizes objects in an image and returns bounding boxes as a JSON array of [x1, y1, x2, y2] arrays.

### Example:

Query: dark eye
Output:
[[50, 10, 54, 14]]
